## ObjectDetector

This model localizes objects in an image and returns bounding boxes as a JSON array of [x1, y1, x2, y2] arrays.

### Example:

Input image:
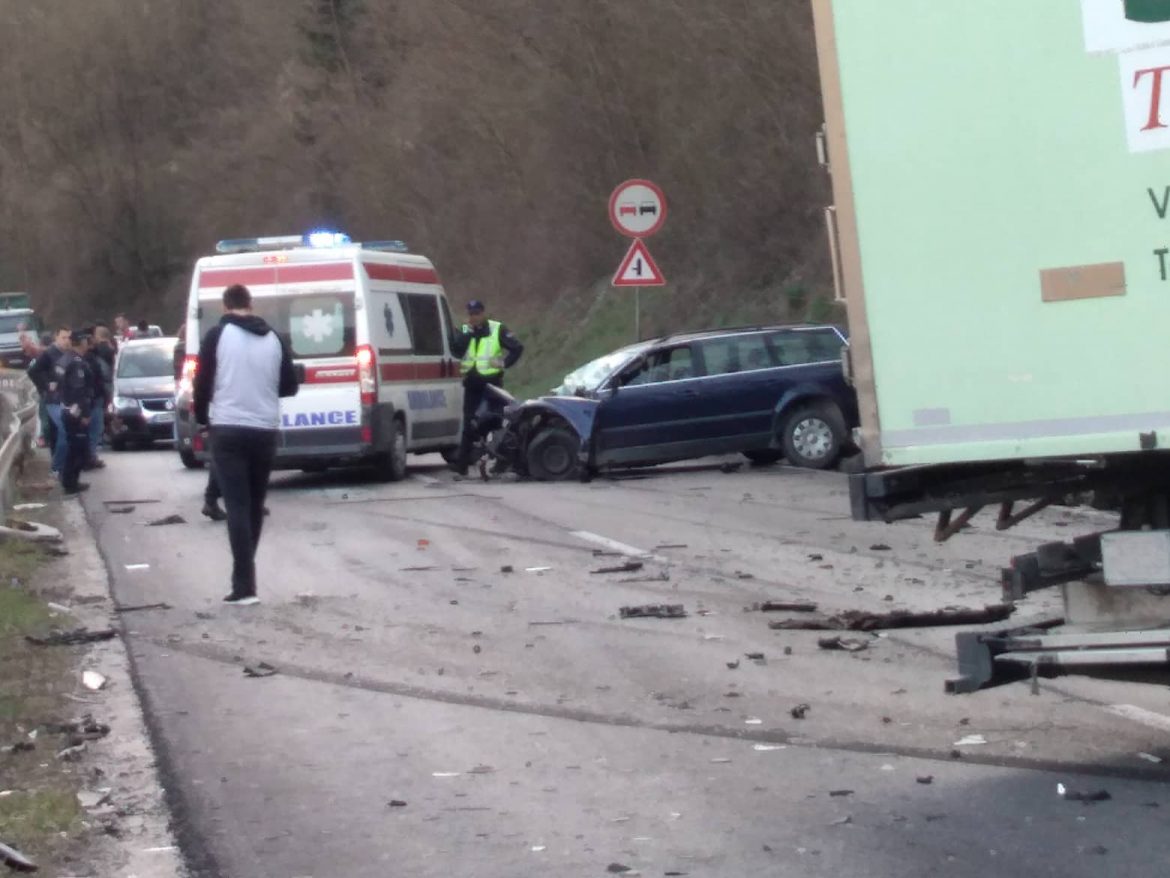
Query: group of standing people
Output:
[[26, 323, 119, 494]]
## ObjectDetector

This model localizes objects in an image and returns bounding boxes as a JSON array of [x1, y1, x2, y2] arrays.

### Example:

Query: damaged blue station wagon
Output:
[[501, 324, 859, 481]]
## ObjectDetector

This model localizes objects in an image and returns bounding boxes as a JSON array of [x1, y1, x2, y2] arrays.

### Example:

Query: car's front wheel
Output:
[[526, 427, 580, 481], [781, 403, 844, 470]]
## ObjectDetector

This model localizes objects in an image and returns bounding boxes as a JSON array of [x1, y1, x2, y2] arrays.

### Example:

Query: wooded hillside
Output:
[[0, 0, 830, 339]]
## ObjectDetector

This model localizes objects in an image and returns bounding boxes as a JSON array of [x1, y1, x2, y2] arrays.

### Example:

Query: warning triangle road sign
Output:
[[612, 238, 666, 287]]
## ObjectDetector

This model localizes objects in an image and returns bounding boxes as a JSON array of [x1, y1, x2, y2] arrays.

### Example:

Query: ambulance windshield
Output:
[[200, 292, 356, 360]]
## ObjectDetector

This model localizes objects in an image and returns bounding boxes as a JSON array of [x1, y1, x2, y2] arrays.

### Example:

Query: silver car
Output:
[[109, 338, 179, 451]]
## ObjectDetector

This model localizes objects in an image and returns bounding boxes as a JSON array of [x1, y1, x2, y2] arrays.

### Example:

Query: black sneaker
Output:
[[223, 594, 259, 606], [202, 502, 227, 522]]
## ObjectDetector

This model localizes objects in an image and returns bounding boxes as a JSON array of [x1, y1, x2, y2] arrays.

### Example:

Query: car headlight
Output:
[[113, 396, 140, 410]]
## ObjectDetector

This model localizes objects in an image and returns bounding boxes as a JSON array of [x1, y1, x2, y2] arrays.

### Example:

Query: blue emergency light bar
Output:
[[214, 232, 408, 255]]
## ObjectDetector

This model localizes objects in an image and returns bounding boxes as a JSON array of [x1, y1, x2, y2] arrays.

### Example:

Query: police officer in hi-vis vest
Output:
[[449, 299, 523, 475]]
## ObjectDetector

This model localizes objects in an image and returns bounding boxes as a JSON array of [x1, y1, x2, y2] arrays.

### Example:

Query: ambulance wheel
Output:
[[526, 427, 580, 482], [179, 449, 203, 469], [375, 419, 408, 482]]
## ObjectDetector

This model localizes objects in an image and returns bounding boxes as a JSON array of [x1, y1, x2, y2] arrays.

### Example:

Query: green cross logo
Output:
[[1126, 0, 1170, 23]]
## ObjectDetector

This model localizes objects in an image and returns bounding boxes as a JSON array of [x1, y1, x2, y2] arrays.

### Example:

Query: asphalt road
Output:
[[83, 448, 1170, 877]]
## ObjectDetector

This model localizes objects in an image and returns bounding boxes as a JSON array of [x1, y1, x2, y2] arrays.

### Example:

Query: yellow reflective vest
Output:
[[460, 320, 503, 377]]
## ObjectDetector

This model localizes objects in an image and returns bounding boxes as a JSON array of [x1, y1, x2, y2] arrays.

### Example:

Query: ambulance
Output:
[[175, 232, 463, 480]]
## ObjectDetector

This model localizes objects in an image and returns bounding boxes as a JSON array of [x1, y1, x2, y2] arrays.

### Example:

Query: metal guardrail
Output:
[[0, 369, 41, 512]]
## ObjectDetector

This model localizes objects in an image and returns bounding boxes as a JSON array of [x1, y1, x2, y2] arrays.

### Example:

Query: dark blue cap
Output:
[[466, 300, 485, 313]]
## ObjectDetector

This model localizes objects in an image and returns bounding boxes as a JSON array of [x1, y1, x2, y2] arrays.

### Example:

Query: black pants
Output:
[[60, 413, 89, 491], [458, 377, 502, 464], [210, 426, 277, 597], [204, 464, 221, 505]]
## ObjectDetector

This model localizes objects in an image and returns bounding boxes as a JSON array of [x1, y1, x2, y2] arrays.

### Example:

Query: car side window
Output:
[[699, 334, 771, 375], [399, 293, 444, 356], [768, 329, 843, 366], [621, 344, 697, 386]]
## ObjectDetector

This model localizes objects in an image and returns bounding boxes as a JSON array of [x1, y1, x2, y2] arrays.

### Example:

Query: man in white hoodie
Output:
[[193, 284, 299, 605]]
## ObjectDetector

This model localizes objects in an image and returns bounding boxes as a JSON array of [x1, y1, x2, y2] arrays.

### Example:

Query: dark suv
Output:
[[508, 324, 859, 480]]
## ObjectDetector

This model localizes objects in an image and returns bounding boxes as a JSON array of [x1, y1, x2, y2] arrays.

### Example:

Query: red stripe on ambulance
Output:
[[199, 263, 353, 289], [363, 263, 439, 285], [380, 362, 446, 382]]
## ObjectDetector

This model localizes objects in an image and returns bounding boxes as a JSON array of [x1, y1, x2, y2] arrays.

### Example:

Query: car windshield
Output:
[[117, 341, 176, 378], [552, 343, 651, 396]]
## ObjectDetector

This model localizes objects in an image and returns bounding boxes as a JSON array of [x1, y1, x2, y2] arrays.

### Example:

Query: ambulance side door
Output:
[[399, 292, 461, 448], [436, 297, 463, 444]]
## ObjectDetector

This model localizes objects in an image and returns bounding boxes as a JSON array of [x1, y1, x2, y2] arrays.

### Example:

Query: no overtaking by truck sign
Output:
[[608, 179, 667, 238]]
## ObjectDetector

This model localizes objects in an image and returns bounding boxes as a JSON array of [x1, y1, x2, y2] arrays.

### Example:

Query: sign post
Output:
[[609, 179, 667, 340]]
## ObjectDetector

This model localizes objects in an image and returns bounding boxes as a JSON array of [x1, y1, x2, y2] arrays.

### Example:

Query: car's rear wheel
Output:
[[744, 449, 782, 466], [374, 418, 408, 482], [179, 449, 203, 469], [781, 403, 844, 470], [526, 427, 580, 481]]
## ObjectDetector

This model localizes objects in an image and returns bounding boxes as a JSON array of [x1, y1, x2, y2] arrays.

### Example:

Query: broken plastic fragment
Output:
[[242, 662, 277, 678], [82, 670, 108, 690], [752, 744, 785, 752], [954, 734, 987, 747], [0, 840, 37, 873], [432, 772, 461, 778]]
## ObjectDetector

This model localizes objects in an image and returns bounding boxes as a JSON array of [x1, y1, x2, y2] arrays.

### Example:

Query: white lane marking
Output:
[[570, 530, 665, 563], [1106, 703, 1170, 733]]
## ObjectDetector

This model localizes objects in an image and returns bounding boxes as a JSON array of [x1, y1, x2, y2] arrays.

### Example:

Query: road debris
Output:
[[654, 544, 688, 550], [243, 662, 278, 678], [26, 628, 117, 647], [608, 864, 634, 874], [619, 604, 686, 619], [0, 840, 37, 873], [816, 636, 869, 652], [108, 506, 135, 514], [56, 741, 87, 761], [400, 565, 437, 572], [77, 789, 112, 809], [147, 514, 186, 526], [744, 717, 762, 725], [719, 462, 742, 474], [830, 815, 853, 826], [828, 789, 853, 797], [954, 734, 987, 747], [790, 703, 810, 720], [387, 800, 408, 808], [124, 563, 150, 571], [756, 600, 818, 613], [593, 561, 644, 575], [116, 602, 171, 613], [870, 543, 892, 551], [735, 571, 755, 580], [808, 553, 824, 561], [500, 565, 514, 574], [726, 660, 740, 670], [1, 742, 34, 755], [47, 715, 110, 744], [770, 604, 1014, 631], [753, 744, 785, 752], [82, 670, 108, 690], [1058, 783, 1111, 803], [917, 776, 934, 785], [745, 652, 766, 662], [525, 567, 553, 573]]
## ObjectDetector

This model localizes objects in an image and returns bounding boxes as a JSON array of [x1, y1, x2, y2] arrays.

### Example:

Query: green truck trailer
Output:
[[812, 0, 1170, 689]]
